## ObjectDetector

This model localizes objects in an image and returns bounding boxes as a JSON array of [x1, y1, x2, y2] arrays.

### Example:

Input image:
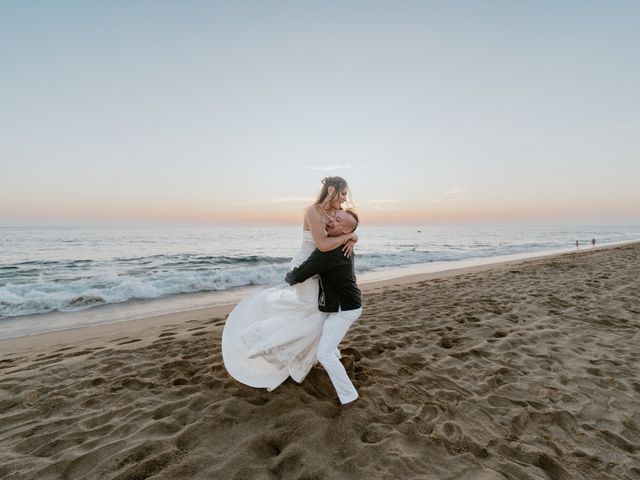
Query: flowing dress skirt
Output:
[[222, 232, 327, 390]]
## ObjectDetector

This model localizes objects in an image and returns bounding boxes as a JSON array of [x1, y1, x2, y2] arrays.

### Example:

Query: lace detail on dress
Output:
[[241, 312, 320, 379]]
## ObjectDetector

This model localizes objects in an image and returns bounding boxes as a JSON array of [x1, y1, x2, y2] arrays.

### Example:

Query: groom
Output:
[[285, 210, 362, 406]]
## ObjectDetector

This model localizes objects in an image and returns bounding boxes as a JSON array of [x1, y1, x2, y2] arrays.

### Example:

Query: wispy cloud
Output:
[[369, 199, 409, 204], [306, 165, 355, 171], [431, 187, 467, 203], [232, 196, 313, 206], [373, 206, 400, 211], [270, 196, 314, 203]]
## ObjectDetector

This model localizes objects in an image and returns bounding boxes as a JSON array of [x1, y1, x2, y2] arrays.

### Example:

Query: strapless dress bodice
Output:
[[290, 231, 317, 268]]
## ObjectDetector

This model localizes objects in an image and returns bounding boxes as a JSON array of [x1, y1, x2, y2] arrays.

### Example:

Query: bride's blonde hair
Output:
[[314, 176, 353, 209]]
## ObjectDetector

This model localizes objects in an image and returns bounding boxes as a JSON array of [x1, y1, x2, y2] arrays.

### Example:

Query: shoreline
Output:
[[2, 238, 638, 356], [3, 238, 638, 341]]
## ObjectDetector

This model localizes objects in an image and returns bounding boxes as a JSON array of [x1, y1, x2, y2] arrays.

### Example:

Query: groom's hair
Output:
[[345, 209, 359, 232]]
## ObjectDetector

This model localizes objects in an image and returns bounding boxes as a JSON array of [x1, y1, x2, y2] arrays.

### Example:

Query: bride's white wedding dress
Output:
[[222, 231, 327, 391]]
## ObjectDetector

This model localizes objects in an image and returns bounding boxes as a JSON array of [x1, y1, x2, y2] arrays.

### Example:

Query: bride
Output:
[[222, 176, 358, 391]]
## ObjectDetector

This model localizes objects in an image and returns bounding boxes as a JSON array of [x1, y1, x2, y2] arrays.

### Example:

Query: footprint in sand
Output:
[[361, 422, 396, 444], [439, 336, 459, 349]]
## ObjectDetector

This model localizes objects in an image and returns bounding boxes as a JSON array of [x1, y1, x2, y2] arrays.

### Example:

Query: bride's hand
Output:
[[342, 239, 356, 257]]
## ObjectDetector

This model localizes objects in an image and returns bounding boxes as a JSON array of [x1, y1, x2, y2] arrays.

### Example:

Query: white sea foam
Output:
[[0, 263, 289, 318]]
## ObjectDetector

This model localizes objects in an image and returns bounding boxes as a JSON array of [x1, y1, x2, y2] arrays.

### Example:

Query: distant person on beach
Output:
[[222, 177, 359, 395], [592, 238, 597, 247], [576, 240, 579, 249], [285, 209, 362, 405]]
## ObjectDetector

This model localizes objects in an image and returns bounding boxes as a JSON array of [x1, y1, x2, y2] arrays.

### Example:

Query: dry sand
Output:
[[1, 243, 639, 479]]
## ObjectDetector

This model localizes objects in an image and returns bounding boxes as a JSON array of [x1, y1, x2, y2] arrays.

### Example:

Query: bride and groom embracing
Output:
[[222, 176, 363, 406]]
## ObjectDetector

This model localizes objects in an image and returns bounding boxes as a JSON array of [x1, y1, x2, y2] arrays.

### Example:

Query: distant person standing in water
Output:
[[575, 240, 579, 249], [592, 238, 597, 247]]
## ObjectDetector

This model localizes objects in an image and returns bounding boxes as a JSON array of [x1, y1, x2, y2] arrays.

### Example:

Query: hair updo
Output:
[[315, 176, 351, 208]]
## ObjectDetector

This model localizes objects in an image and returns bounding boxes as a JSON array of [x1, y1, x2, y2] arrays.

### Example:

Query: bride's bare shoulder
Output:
[[303, 205, 324, 232], [304, 204, 321, 218]]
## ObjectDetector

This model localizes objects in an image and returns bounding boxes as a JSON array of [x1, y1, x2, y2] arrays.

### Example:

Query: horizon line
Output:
[[2, 219, 640, 228]]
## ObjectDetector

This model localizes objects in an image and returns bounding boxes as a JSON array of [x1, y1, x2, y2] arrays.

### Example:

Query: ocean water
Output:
[[1, 224, 639, 322]]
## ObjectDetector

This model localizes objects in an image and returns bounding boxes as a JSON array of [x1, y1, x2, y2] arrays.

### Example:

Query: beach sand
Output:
[[1, 243, 639, 479]]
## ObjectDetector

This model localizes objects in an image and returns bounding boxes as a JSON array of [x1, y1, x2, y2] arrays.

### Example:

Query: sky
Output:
[[1, 1, 639, 226]]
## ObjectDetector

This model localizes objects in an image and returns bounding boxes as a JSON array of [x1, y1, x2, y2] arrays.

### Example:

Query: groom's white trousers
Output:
[[316, 307, 362, 405]]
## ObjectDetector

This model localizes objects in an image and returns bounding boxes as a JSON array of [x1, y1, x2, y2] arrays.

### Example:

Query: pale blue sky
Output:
[[1, 1, 639, 225]]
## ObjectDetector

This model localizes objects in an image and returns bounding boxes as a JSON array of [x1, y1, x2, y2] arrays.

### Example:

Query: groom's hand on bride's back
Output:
[[285, 269, 296, 286]]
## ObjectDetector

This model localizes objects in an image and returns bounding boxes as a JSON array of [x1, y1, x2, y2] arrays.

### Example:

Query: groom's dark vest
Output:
[[285, 246, 362, 312]]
